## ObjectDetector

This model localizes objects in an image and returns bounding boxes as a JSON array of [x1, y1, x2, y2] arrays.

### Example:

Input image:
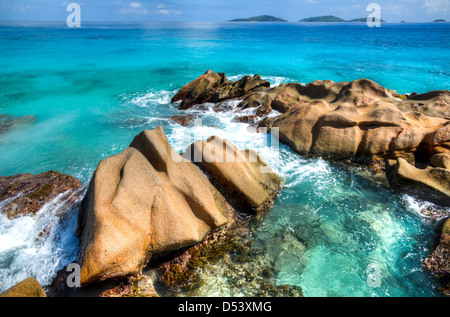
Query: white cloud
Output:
[[130, 2, 141, 8], [305, 0, 319, 3], [424, 0, 450, 13], [157, 3, 165, 9], [159, 9, 169, 15]]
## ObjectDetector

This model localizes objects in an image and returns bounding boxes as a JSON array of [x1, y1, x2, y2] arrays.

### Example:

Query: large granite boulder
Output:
[[0, 278, 47, 297], [183, 136, 283, 213], [0, 171, 83, 219], [76, 127, 233, 285], [270, 100, 448, 164]]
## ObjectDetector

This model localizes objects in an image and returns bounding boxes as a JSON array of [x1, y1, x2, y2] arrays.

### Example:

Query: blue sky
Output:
[[0, 0, 449, 22]]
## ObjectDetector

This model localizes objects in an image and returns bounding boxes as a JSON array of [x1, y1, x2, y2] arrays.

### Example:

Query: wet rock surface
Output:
[[0, 171, 83, 219]]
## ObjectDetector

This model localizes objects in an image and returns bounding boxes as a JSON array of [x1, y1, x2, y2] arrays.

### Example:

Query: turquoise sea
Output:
[[0, 21, 449, 296]]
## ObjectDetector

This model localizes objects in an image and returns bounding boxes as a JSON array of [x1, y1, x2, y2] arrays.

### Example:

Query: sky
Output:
[[0, 0, 449, 22]]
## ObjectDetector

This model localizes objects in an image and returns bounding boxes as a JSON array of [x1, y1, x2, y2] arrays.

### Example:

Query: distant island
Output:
[[347, 17, 386, 23], [229, 15, 287, 22], [299, 15, 386, 23], [433, 19, 446, 22], [299, 15, 345, 22]]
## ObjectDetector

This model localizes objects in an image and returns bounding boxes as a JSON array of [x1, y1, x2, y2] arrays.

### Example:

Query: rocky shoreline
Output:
[[0, 71, 449, 297]]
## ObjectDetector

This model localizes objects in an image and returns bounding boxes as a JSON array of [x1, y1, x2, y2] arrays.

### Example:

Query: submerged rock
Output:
[[0, 171, 83, 219], [76, 126, 233, 286], [0, 277, 47, 297], [169, 114, 197, 126], [0, 114, 36, 134], [100, 275, 159, 297]]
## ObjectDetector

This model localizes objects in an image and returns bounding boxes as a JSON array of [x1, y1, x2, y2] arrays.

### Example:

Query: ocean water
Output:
[[0, 21, 449, 296]]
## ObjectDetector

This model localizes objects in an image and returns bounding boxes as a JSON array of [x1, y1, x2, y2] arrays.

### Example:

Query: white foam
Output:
[[119, 89, 177, 108], [226, 74, 294, 87], [0, 191, 82, 292]]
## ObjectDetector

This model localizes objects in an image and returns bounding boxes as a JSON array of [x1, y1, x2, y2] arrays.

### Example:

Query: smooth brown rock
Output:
[[399, 90, 450, 119], [76, 126, 232, 285], [386, 158, 450, 207], [430, 152, 450, 169], [271, 99, 448, 163], [0, 278, 47, 297], [0, 171, 83, 219], [183, 136, 283, 213]]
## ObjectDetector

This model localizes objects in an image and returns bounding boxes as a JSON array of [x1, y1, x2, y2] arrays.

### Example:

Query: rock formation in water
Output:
[[76, 126, 282, 286], [173, 71, 450, 206]]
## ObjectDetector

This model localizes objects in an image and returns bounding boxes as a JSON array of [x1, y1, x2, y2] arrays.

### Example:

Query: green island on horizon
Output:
[[228, 14, 447, 23]]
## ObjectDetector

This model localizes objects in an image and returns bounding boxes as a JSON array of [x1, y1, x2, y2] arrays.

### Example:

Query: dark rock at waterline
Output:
[[0, 114, 36, 134], [170, 114, 197, 126], [0, 171, 83, 219], [172, 70, 228, 110], [172, 70, 270, 110], [424, 218, 450, 294], [0, 277, 47, 297]]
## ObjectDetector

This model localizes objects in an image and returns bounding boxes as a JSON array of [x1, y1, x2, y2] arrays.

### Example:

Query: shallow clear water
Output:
[[0, 21, 449, 296]]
